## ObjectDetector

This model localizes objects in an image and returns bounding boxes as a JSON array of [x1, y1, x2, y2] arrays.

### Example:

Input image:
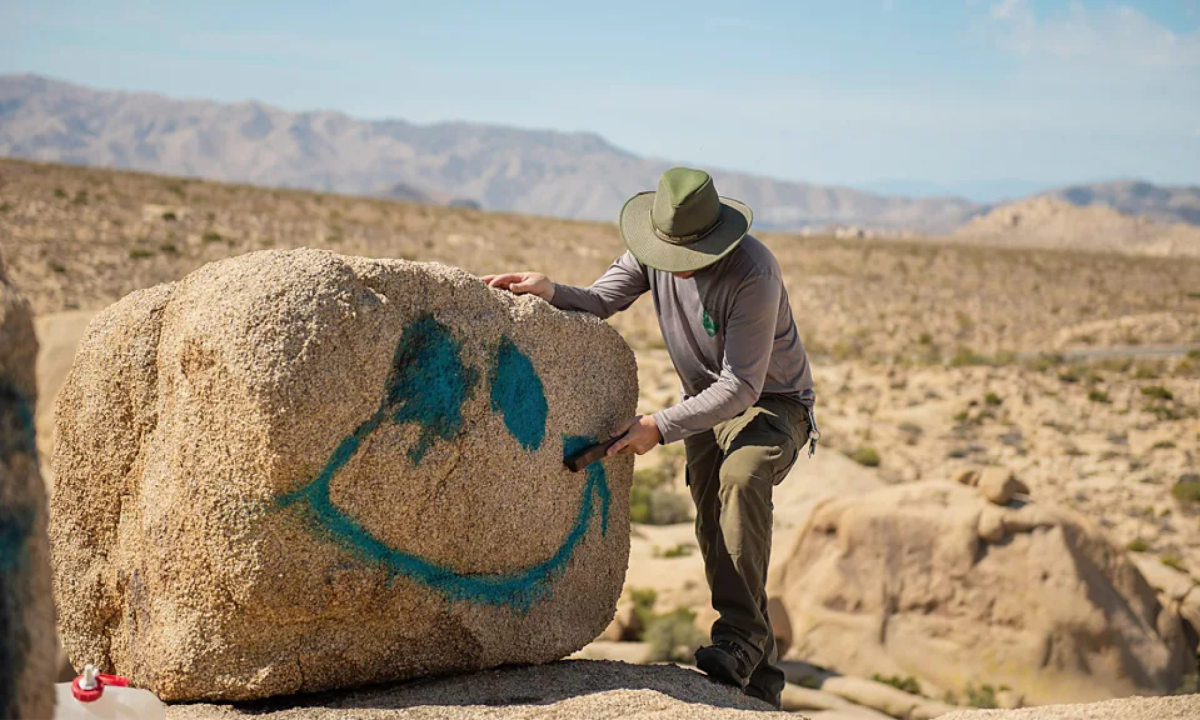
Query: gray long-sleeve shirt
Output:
[[550, 235, 814, 444]]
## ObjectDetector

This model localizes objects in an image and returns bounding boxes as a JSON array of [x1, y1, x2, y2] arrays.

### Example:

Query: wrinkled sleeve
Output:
[[652, 273, 780, 444], [549, 251, 649, 319]]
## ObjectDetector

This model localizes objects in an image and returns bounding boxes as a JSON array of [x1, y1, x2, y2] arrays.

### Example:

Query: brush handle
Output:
[[564, 437, 620, 472]]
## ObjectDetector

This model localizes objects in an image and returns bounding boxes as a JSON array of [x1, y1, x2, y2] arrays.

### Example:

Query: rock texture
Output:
[[939, 694, 1200, 720], [164, 660, 785, 719], [51, 248, 639, 701], [0, 253, 57, 719], [772, 481, 1194, 705]]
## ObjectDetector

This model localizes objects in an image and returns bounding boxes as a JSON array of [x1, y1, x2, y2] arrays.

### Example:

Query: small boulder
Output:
[[767, 596, 793, 656], [1, 254, 57, 719], [977, 467, 1029, 505], [774, 481, 1193, 705], [976, 505, 1007, 543], [954, 469, 980, 487], [51, 249, 639, 701]]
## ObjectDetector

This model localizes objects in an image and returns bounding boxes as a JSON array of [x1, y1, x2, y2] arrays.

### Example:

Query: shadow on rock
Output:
[[169, 661, 779, 718]]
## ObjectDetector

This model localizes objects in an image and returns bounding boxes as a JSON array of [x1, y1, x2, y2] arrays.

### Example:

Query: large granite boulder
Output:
[[1, 253, 57, 719], [51, 249, 638, 701], [772, 481, 1194, 705]]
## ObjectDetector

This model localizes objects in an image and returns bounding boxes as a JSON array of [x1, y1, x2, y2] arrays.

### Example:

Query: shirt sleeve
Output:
[[652, 273, 781, 444], [548, 251, 649, 319]]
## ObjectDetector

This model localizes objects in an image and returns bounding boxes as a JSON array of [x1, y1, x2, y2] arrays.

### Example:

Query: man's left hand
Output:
[[607, 415, 662, 456]]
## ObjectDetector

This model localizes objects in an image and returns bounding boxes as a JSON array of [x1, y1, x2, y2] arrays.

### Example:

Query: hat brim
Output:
[[619, 191, 753, 273]]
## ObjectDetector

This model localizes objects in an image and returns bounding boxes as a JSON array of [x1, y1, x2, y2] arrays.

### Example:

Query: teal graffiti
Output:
[[489, 336, 547, 452], [385, 315, 479, 465], [279, 320, 606, 611]]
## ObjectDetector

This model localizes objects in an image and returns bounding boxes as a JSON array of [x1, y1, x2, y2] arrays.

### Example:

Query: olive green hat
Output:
[[619, 167, 753, 272]]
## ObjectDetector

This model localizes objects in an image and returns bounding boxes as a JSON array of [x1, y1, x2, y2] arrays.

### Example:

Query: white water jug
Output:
[[53, 665, 165, 720]]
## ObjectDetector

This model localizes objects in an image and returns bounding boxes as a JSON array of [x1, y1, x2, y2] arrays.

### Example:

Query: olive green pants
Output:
[[685, 393, 809, 700]]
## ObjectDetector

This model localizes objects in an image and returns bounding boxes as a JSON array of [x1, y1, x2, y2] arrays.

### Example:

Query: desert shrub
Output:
[[661, 544, 693, 559], [918, 332, 933, 345], [629, 586, 657, 630], [202, 231, 222, 243], [128, 248, 155, 259], [872, 674, 922, 695], [1126, 538, 1149, 552], [984, 392, 1003, 406], [53, 187, 67, 199], [1154, 440, 1178, 450], [848, 446, 881, 467], [1025, 353, 1064, 373], [1141, 386, 1174, 402], [1058, 365, 1085, 383], [1147, 405, 1191, 421], [630, 466, 690, 525], [160, 243, 179, 255], [966, 684, 998, 708], [0, 202, 11, 213], [1133, 363, 1162, 380], [644, 607, 705, 663], [72, 190, 88, 205], [1161, 553, 1187, 573], [949, 346, 988, 367], [1099, 357, 1133, 374], [1087, 389, 1110, 404], [1172, 477, 1200, 505], [161, 210, 177, 221], [898, 422, 923, 446], [48, 261, 66, 274]]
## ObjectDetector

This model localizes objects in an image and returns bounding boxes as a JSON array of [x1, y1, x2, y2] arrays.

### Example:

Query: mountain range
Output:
[[2, 74, 1197, 234]]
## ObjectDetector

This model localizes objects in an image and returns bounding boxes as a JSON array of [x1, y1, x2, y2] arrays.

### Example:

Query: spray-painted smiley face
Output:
[[279, 315, 610, 612]]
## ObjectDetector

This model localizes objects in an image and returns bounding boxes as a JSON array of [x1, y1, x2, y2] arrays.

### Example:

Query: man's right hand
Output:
[[481, 272, 555, 302]]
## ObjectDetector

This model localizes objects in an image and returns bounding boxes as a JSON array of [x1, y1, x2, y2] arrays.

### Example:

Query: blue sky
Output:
[[2, 0, 1199, 200]]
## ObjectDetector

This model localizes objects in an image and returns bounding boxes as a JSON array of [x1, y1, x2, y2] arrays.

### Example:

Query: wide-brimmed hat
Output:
[[620, 167, 753, 273]]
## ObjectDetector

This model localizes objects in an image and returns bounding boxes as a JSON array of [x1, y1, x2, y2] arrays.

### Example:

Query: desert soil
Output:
[[3, 157, 1199, 715]]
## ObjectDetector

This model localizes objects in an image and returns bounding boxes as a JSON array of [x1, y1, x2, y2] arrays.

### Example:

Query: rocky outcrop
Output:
[[772, 481, 1194, 705], [0, 253, 57, 719], [51, 249, 639, 701], [939, 694, 1200, 720], [163, 660, 786, 719]]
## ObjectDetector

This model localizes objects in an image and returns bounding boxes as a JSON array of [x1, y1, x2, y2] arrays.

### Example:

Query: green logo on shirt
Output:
[[702, 309, 718, 338]]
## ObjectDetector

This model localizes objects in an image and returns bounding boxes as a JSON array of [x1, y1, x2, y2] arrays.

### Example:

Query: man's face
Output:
[[672, 271, 696, 279]]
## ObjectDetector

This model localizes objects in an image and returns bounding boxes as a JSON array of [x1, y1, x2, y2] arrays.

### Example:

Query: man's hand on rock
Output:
[[607, 415, 662, 456], [481, 272, 555, 302]]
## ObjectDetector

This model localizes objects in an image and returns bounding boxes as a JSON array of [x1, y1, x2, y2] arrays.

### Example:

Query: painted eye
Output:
[[382, 316, 479, 465], [489, 335, 547, 452]]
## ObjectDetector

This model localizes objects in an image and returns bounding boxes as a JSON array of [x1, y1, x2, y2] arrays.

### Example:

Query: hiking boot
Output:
[[745, 683, 782, 710], [694, 641, 753, 689]]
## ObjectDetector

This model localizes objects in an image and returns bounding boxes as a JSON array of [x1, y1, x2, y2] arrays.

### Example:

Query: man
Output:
[[483, 167, 816, 708]]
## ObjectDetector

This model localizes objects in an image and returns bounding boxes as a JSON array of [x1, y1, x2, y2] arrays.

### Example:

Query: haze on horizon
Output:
[[2, 0, 1199, 203]]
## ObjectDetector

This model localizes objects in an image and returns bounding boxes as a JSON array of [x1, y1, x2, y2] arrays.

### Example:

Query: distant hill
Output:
[[1045, 180, 1200, 226], [0, 74, 979, 233], [382, 182, 481, 210], [953, 197, 1200, 257], [2, 75, 1196, 236]]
